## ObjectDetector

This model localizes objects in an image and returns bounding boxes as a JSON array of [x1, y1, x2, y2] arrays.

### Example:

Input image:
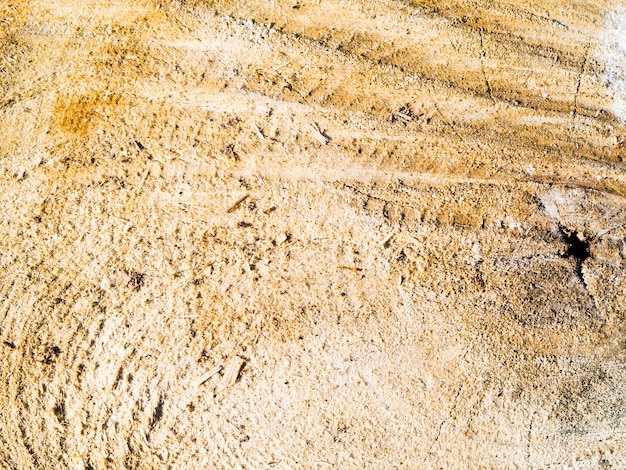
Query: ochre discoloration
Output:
[[52, 93, 120, 136]]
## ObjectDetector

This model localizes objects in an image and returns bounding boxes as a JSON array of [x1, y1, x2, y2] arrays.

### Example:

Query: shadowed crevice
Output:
[[560, 226, 591, 289]]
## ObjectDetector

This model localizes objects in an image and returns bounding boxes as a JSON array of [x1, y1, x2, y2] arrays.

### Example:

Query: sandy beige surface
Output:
[[1, 0, 626, 468]]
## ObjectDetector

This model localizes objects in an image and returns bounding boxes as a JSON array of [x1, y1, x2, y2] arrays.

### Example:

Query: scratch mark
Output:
[[527, 411, 536, 463], [150, 395, 165, 430], [572, 44, 590, 123], [479, 29, 495, 104], [235, 164, 626, 200], [422, 385, 463, 464]]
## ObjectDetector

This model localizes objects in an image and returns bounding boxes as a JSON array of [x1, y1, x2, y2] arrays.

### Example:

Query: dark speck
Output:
[[150, 396, 165, 429], [127, 271, 146, 291], [53, 402, 66, 423], [42, 345, 62, 364]]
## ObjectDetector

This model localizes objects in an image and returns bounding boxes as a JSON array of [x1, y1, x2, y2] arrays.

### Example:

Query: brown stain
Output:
[[51, 92, 133, 145], [52, 94, 106, 136], [200, 0, 604, 121], [174, 2, 623, 210]]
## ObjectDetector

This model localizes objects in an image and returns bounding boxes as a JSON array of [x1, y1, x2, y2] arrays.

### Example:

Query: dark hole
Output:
[[560, 228, 591, 287], [563, 230, 590, 263]]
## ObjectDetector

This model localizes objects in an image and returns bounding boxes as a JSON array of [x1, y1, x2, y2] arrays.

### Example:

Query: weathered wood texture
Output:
[[1, 0, 626, 468]]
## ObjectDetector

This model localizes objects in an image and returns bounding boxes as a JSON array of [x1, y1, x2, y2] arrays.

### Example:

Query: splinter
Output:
[[226, 193, 250, 213]]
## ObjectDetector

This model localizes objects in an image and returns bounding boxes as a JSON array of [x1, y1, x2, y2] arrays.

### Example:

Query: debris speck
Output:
[[135, 167, 150, 195], [217, 355, 246, 393], [194, 365, 223, 387], [308, 123, 329, 145], [379, 230, 395, 247], [226, 193, 250, 213], [252, 123, 265, 140], [391, 104, 414, 124]]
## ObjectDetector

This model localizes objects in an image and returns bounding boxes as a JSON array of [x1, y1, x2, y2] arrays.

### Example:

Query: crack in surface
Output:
[[422, 384, 464, 463], [557, 224, 602, 314], [479, 28, 495, 104], [572, 44, 590, 123]]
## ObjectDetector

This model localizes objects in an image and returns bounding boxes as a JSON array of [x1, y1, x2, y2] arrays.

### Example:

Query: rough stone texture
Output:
[[1, 0, 626, 468]]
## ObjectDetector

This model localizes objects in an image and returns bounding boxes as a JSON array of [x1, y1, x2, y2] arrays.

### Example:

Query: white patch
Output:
[[600, 7, 626, 122], [538, 191, 564, 220]]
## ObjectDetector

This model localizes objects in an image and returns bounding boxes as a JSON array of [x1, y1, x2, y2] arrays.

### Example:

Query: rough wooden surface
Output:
[[1, 0, 626, 468]]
